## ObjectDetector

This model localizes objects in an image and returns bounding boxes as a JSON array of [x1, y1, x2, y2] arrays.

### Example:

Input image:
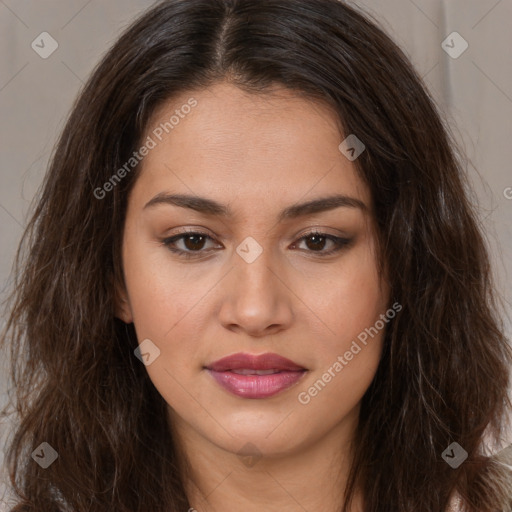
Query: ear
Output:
[[114, 280, 134, 324]]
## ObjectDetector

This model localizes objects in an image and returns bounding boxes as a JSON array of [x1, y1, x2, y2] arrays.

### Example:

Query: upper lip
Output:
[[206, 352, 306, 372]]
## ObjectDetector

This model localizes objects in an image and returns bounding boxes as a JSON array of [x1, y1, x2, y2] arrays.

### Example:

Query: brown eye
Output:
[[162, 230, 352, 259], [293, 232, 353, 256], [304, 234, 328, 251], [162, 231, 220, 258], [182, 234, 207, 251]]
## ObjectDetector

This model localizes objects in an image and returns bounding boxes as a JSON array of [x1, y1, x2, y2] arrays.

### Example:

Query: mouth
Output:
[[205, 352, 307, 399], [228, 368, 285, 375]]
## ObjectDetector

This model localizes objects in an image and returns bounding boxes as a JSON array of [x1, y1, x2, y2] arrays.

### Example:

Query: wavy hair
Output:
[[2, 0, 511, 510]]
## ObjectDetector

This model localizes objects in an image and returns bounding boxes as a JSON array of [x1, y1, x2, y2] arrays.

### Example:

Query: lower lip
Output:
[[207, 369, 307, 399]]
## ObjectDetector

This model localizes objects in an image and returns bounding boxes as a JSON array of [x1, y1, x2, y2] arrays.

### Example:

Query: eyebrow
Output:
[[144, 192, 367, 221]]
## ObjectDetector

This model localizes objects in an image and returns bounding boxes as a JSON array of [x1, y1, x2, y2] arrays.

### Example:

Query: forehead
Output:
[[131, 82, 371, 216]]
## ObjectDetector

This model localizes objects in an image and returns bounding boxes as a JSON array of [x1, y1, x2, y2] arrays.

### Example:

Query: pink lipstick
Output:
[[205, 352, 307, 399]]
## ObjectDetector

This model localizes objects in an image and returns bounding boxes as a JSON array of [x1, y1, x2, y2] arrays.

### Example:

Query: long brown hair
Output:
[[2, 0, 511, 510]]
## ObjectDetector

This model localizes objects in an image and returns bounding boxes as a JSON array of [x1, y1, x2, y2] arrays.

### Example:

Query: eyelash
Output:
[[161, 229, 352, 259]]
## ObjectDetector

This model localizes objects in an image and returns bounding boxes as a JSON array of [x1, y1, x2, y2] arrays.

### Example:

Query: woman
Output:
[[2, 0, 511, 510]]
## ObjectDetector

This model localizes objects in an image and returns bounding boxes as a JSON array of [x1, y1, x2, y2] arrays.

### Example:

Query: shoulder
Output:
[[446, 493, 463, 512]]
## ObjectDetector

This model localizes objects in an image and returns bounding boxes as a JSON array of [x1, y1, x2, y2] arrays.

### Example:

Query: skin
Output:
[[116, 81, 390, 512]]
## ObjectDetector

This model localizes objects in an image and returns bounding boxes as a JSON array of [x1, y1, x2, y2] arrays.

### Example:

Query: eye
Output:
[[292, 231, 353, 256], [162, 229, 220, 258], [161, 229, 353, 259]]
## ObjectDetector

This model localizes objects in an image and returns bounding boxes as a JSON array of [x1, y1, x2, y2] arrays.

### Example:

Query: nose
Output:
[[218, 248, 294, 337]]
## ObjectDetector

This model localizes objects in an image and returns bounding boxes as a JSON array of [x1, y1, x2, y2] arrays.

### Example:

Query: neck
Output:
[[170, 406, 364, 512]]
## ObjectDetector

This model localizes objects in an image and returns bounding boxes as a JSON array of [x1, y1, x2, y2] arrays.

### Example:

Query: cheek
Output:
[[295, 244, 387, 351], [330, 268, 386, 342], [121, 231, 215, 366], [294, 245, 387, 404], [294, 266, 387, 425], [123, 218, 201, 319], [123, 254, 213, 412]]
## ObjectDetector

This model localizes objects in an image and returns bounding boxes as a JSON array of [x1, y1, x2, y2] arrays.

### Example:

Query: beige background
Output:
[[1, 0, 511, 506]]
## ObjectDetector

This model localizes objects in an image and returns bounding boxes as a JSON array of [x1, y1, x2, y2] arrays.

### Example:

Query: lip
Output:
[[205, 352, 307, 399], [206, 352, 305, 372]]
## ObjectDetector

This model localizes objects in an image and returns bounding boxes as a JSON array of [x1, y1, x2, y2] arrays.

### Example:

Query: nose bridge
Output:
[[234, 235, 281, 303], [218, 234, 293, 334]]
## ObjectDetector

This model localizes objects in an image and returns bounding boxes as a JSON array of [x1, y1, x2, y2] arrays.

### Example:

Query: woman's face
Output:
[[118, 82, 390, 460]]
